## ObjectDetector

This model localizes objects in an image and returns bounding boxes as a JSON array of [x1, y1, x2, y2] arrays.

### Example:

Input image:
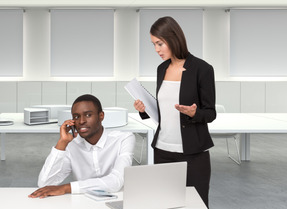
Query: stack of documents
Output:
[[0, 118, 14, 126]]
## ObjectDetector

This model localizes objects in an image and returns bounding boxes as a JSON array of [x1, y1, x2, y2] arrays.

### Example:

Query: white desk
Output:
[[208, 113, 287, 161], [3, 112, 287, 163], [0, 187, 207, 209], [130, 113, 287, 161], [0, 113, 154, 164]]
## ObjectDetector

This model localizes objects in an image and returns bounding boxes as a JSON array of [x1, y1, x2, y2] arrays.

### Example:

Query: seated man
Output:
[[29, 94, 135, 198]]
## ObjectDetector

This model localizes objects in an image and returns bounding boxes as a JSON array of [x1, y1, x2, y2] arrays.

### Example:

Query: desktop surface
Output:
[[0, 187, 207, 209]]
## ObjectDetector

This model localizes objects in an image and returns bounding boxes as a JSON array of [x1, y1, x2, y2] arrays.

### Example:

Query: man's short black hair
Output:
[[72, 94, 103, 113]]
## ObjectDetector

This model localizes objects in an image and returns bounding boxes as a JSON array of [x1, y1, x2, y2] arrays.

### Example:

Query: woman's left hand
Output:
[[175, 103, 197, 118]]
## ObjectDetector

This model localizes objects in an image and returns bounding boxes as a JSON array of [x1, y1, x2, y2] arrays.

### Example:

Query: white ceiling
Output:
[[1, 0, 287, 8]]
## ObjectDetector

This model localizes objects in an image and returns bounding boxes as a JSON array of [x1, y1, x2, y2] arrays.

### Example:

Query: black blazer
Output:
[[141, 52, 216, 155]]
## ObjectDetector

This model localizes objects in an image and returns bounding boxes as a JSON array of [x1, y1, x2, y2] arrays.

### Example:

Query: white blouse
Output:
[[157, 80, 183, 153]]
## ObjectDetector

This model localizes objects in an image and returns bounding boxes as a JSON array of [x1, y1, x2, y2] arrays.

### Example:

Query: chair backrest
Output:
[[216, 104, 226, 113], [213, 104, 236, 137]]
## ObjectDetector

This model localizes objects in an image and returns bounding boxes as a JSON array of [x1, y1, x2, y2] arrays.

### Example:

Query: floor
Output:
[[0, 133, 286, 209]]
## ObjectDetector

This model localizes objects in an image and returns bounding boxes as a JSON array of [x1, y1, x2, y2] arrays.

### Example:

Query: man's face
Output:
[[71, 101, 104, 142]]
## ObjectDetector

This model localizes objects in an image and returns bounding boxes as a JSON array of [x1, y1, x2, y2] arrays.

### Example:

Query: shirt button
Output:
[[182, 125, 185, 128]]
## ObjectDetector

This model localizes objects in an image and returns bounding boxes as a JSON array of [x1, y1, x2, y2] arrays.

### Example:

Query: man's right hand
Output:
[[55, 120, 77, 151], [28, 184, 71, 199], [134, 99, 146, 113]]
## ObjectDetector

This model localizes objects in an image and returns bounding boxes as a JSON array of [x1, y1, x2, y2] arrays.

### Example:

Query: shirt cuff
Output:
[[70, 181, 80, 194], [51, 146, 66, 156]]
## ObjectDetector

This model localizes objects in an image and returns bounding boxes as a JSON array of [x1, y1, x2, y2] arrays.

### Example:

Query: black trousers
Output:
[[154, 148, 211, 208]]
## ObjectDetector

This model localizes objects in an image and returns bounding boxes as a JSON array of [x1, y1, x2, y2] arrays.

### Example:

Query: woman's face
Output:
[[150, 34, 172, 61]]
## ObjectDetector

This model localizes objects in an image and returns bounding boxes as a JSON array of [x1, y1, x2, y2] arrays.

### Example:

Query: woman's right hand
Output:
[[134, 99, 146, 113]]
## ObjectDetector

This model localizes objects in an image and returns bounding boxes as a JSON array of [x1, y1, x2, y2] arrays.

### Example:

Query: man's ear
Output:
[[99, 111, 104, 122]]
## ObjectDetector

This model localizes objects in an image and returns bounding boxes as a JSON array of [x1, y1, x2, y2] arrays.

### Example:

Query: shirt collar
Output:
[[74, 127, 107, 151]]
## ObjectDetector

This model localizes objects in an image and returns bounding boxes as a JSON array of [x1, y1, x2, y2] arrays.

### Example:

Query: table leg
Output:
[[147, 129, 154, 165], [245, 133, 250, 160], [1, 133, 6, 161], [239, 133, 250, 161]]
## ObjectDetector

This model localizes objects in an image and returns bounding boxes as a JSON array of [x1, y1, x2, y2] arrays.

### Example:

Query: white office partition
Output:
[[0, 10, 23, 76], [17, 82, 42, 113], [50, 9, 114, 77], [0, 82, 17, 113], [139, 9, 203, 77], [92, 82, 116, 108], [230, 9, 287, 76], [42, 82, 67, 105], [266, 82, 287, 113], [241, 82, 265, 113], [67, 82, 92, 105], [215, 81, 241, 113]]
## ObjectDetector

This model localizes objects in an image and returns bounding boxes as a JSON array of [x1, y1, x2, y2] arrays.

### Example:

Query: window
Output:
[[50, 9, 114, 77], [230, 9, 287, 76], [0, 9, 23, 76]]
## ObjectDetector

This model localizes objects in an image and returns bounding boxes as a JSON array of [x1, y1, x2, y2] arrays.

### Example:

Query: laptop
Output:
[[106, 162, 187, 209]]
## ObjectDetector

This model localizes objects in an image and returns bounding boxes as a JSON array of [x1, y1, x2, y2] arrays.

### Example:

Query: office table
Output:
[[0, 187, 207, 209], [0, 113, 154, 164], [129, 113, 287, 161], [2, 113, 287, 163], [208, 113, 287, 161]]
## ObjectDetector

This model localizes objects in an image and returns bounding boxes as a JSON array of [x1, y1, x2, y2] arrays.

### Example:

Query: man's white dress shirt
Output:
[[38, 129, 135, 194]]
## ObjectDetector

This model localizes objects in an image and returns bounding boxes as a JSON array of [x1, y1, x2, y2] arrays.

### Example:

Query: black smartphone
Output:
[[71, 125, 75, 137]]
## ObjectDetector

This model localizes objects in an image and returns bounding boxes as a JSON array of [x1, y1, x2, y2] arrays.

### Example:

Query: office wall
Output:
[[1, 81, 287, 114], [2, 8, 287, 82], [1, 8, 287, 113], [23, 9, 50, 81], [203, 9, 229, 81], [1, 8, 140, 82], [0, 7, 271, 82]]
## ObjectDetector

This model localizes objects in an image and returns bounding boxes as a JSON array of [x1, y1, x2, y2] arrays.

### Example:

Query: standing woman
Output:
[[134, 16, 216, 208]]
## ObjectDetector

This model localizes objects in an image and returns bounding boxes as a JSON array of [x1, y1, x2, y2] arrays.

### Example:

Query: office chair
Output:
[[211, 104, 241, 165]]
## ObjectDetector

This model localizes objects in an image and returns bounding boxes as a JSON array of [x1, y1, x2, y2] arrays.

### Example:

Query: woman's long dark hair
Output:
[[150, 16, 189, 59]]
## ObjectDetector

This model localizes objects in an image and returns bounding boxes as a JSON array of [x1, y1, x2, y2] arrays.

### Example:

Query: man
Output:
[[29, 94, 135, 198]]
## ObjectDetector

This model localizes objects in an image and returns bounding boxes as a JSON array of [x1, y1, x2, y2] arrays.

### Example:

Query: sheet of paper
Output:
[[125, 78, 158, 124]]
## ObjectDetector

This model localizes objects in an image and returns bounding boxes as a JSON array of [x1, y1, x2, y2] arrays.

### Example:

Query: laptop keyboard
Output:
[[105, 200, 123, 209]]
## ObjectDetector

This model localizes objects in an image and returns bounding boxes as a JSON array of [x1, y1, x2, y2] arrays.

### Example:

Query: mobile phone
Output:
[[84, 190, 118, 201], [70, 125, 75, 137]]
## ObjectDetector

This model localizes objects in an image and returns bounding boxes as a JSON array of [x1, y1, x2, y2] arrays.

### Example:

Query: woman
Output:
[[134, 16, 216, 208]]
